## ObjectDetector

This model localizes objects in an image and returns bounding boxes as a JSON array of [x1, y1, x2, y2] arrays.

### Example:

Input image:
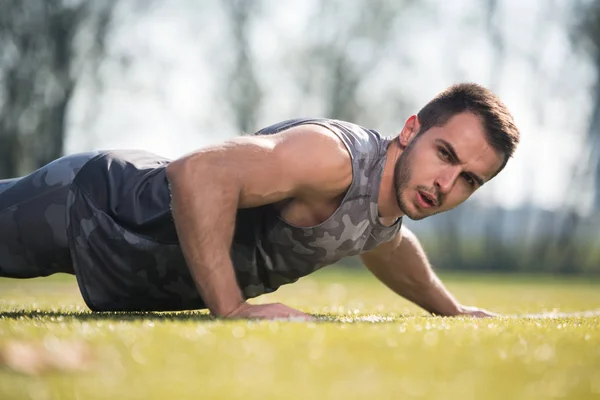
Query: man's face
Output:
[[394, 112, 505, 220]]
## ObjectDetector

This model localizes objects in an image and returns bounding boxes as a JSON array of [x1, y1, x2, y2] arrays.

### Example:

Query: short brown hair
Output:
[[417, 83, 520, 176]]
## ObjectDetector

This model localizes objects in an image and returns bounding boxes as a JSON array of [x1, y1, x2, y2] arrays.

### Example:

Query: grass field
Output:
[[1, 268, 599, 400]]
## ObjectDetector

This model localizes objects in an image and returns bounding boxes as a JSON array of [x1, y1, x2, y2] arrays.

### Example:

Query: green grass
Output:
[[1, 268, 599, 400]]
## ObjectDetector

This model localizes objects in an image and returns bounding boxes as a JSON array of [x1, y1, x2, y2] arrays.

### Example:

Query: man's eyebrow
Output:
[[436, 139, 485, 186]]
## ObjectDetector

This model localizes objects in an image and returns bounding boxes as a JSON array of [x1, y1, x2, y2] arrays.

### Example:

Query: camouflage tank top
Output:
[[234, 118, 403, 297], [67, 118, 402, 311]]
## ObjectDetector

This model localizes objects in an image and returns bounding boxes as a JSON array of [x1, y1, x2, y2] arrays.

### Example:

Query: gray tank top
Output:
[[68, 118, 402, 311], [233, 118, 403, 298]]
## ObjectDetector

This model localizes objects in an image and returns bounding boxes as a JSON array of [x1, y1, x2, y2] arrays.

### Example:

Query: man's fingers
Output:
[[457, 305, 498, 318], [267, 305, 315, 320], [226, 302, 315, 320]]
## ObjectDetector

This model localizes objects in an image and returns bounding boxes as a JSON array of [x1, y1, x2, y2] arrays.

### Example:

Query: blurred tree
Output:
[[480, 0, 515, 271], [291, 0, 414, 125], [0, 0, 115, 178], [573, 0, 600, 212], [561, 0, 600, 273], [221, 0, 262, 134]]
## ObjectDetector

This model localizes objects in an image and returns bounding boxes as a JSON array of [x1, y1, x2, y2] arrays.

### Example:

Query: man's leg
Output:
[[0, 152, 100, 278], [0, 178, 19, 195]]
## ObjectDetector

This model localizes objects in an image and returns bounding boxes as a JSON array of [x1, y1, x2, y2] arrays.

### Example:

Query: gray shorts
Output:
[[0, 152, 100, 278]]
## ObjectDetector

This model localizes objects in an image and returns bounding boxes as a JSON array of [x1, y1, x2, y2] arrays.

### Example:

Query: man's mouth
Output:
[[417, 190, 437, 208]]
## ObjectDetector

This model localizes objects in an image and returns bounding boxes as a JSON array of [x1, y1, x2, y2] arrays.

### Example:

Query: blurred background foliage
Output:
[[1, 0, 600, 275]]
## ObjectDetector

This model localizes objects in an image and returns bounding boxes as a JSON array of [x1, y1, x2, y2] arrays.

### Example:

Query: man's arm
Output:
[[166, 125, 351, 319], [360, 226, 495, 317]]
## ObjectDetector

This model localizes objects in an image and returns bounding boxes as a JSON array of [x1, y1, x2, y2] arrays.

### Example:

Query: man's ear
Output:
[[398, 115, 421, 149]]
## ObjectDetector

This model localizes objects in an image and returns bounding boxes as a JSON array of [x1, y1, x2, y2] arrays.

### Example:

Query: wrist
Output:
[[208, 292, 245, 317], [430, 303, 463, 317], [419, 282, 462, 316], [219, 300, 248, 318]]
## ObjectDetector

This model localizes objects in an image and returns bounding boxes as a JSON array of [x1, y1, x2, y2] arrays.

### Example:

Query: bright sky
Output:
[[66, 0, 597, 213]]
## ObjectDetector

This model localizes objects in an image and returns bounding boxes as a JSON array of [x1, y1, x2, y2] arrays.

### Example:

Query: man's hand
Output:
[[457, 305, 498, 318], [224, 302, 316, 321]]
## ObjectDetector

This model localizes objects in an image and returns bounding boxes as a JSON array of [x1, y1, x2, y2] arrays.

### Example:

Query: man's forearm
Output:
[[362, 227, 463, 316], [398, 271, 463, 316], [166, 160, 244, 317]]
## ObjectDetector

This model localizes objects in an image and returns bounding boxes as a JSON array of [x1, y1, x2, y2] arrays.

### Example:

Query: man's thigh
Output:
[[0, 151, 100, 278]]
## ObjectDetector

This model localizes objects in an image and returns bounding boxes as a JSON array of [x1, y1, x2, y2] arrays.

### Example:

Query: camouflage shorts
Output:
[[0, 152, 100, 278]]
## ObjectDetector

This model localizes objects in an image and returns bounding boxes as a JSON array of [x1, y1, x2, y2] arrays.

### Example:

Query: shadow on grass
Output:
[[0, 310, 215, 322], [0, 310, 413, 324]]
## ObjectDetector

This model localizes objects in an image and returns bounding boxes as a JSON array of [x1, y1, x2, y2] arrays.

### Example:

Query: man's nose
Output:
[[435, 167, 460, 194]]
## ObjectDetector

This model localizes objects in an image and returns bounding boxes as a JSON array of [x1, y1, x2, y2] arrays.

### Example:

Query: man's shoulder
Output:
[[324, 119, 384, 140], [254, 117, 381, 138], [256, 118, 386, 152]]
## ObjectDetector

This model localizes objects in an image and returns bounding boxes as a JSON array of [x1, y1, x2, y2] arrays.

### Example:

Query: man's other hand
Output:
[[457, 305, 498, 318], [224, 302, 316, 321]]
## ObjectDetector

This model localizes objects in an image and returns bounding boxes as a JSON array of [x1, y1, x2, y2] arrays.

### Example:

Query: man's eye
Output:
[[438, 147, 450, 160], [463, 174, 475, 187]]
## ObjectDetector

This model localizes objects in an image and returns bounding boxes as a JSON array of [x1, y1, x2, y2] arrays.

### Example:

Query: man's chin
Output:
[[404, 202, 439, 221], [397, 194, 438, 220], [398, 201, 428, 221], [405, 210, 428, 221]]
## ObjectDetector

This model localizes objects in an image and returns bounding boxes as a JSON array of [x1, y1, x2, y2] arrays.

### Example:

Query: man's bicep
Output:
[[169, 124, 352, 208]]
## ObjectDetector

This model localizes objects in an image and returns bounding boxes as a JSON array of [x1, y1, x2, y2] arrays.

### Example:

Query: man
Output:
[[0, 83, 519, 320]]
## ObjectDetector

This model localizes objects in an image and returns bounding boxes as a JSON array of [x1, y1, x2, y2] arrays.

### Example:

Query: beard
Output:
[[393, 137, 441, 221], [393, 140, 418, 219]]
